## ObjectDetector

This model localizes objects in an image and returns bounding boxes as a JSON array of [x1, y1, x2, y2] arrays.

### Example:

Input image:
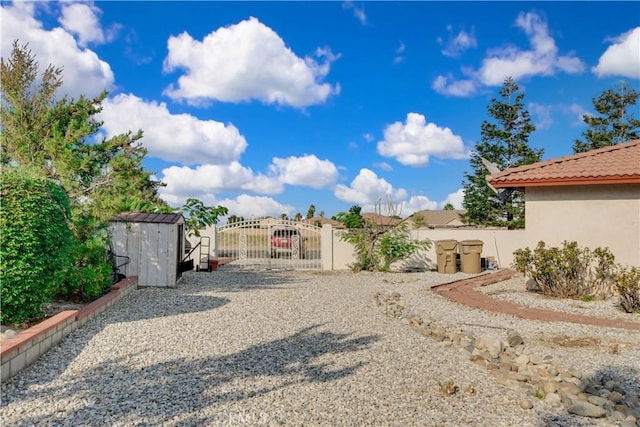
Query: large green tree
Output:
[[462, 76, 542, 229], [573, 81, 640, 153], [1, 41, 165, 222], [1, 41, 167, 300]]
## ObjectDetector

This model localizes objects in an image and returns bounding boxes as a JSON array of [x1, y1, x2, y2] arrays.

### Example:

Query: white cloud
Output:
[[158, 163, 283, 205], [334, 168, 407, 206], [58, 2, 113, 47], [440, 188, 465, 210], [593, 27, 640, 79], [374, 161, 393, 172], [441, 27, 477, 58], [377, 113, 469, 166], [158, 154, 337, 207], [269, 155, 339, 189], [363, 133, 375, 142], [433, 11, 585, 97], [432, 75, 478, 97], [397, 196, 439, 216], [217, 195, 294, 220], [478, 12, 584, 85], [163, 17, 340, 107], [99, 94, 248, 166], [394, 41, 406, 64], [566, 103, 589, 127], [0, 2, 114, 99], [342, 1, 367, 25], [529, 102, 553, 130]]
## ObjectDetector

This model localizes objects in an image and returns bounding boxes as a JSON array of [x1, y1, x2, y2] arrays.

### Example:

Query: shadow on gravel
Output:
[[182, 270, 310, 293], [3, 325, 379, 425], [539, 365, 640, 427]]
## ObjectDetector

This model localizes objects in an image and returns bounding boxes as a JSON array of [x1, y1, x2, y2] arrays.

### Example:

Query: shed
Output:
[[487, 140, 640, 267], [109, 212, 188, 287]]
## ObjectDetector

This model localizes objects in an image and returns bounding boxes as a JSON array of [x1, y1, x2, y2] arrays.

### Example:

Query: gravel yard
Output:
[[1, 270, 639, 426]]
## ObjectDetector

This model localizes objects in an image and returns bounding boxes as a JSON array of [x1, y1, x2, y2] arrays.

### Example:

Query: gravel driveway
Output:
[[1, 270, 638, 426]]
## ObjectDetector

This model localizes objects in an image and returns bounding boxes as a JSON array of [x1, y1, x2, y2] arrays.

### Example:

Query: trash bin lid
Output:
[[459, 239, 484, 246], [436, 240, 458, 250]]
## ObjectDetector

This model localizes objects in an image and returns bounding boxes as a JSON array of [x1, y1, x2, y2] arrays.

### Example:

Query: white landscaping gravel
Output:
[[1, 269, 639, 427]]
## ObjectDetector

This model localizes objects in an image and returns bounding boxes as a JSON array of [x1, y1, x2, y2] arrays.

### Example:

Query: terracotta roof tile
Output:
[[488, 140, 640, 188]]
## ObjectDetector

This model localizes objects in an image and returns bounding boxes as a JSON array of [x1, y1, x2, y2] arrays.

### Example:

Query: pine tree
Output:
[[1, 41, 165, 221], [462, 77, 542, 229], [573, 81, 640, 153]]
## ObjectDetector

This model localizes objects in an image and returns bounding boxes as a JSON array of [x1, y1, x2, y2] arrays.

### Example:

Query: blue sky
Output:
[[2, 1, 639, 220]]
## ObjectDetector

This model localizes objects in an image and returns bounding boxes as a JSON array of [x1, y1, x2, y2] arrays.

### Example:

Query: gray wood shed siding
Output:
[[109, 214, 184, 287]]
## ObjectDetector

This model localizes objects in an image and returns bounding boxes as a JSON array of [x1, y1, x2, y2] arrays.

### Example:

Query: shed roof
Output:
[[488, 140, 640, 188], [110, 212, 184, 224]]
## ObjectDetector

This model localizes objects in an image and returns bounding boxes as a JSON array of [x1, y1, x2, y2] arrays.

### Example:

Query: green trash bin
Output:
[[436, 240, 458, 274], [460, 240, 484, 273]]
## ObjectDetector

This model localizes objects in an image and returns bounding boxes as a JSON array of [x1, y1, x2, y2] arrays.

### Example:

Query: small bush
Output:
[[0, 171, 75, 324], [512, 241, 616, 299], [613, 266, 640, 313], [58, 229, 112, 302]]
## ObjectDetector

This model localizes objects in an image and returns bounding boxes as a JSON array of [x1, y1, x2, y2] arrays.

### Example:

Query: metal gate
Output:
[[216, 219, 322, 270]]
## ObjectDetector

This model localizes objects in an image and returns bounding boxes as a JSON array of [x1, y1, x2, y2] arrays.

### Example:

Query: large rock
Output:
[[568, 402, 607, 418]]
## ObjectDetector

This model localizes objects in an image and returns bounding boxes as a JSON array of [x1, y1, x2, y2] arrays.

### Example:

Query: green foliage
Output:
[[1, 41, 169, 317], [410, 212, 427, 229], [573, 81, 640, 153], [613, 266, 640, 313], [442, 203, 455, 211], [336, 203, 431, 272], [462, 76, 542, 229], [306, 204, 316, 219], [0, 170, 74, 324], [179, 198, 228, 237], [376, 225, 432, 271], [1, 41, 167, 223], [333, 205, 365, 229], [512, 241, 617, 299]]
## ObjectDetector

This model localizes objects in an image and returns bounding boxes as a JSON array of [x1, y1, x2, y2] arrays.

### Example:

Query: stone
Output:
[[587, 395, 609, 407], [514, 355, 529, 365], [545, 393, 562, 407], [615, 404, 630, 415], [584, 385, 601, 396], [529, 355, 543, 365], [568, 402, 607, 418], [542, 381, 558, 394], [506, 330, 524, 347], [520, 399, 534, 410], [483, 336, 504, 359], [610, 411, 627, 422], [609, 391, 624, 403], [619, 422, 636, 427]]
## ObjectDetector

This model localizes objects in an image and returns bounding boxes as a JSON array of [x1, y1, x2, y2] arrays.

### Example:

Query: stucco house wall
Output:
[[525, 184, 640, 267]]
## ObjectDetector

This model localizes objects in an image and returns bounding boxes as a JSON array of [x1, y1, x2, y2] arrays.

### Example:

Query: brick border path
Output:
[[432, 269, 640, 331]]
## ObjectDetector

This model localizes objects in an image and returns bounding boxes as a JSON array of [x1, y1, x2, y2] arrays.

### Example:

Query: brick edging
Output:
[[0, 276, 138, 383], [433, 269, 640, 331]]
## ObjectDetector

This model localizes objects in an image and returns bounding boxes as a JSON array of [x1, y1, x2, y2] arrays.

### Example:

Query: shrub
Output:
[[512, 241, 616, 299], [0, 171, 75, 324], [613, 266, 640, 313], [57, 218, 112, 302]]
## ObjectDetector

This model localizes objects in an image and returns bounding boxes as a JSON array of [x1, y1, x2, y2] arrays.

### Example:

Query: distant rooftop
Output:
[[488, 140, 640, 188]]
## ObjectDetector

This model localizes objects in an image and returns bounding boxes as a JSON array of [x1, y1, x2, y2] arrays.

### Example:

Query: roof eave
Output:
[[489, 176, 640, 188]]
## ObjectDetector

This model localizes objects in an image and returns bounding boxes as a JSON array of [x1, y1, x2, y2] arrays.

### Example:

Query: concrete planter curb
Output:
[[1, 276, 138, 383]]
